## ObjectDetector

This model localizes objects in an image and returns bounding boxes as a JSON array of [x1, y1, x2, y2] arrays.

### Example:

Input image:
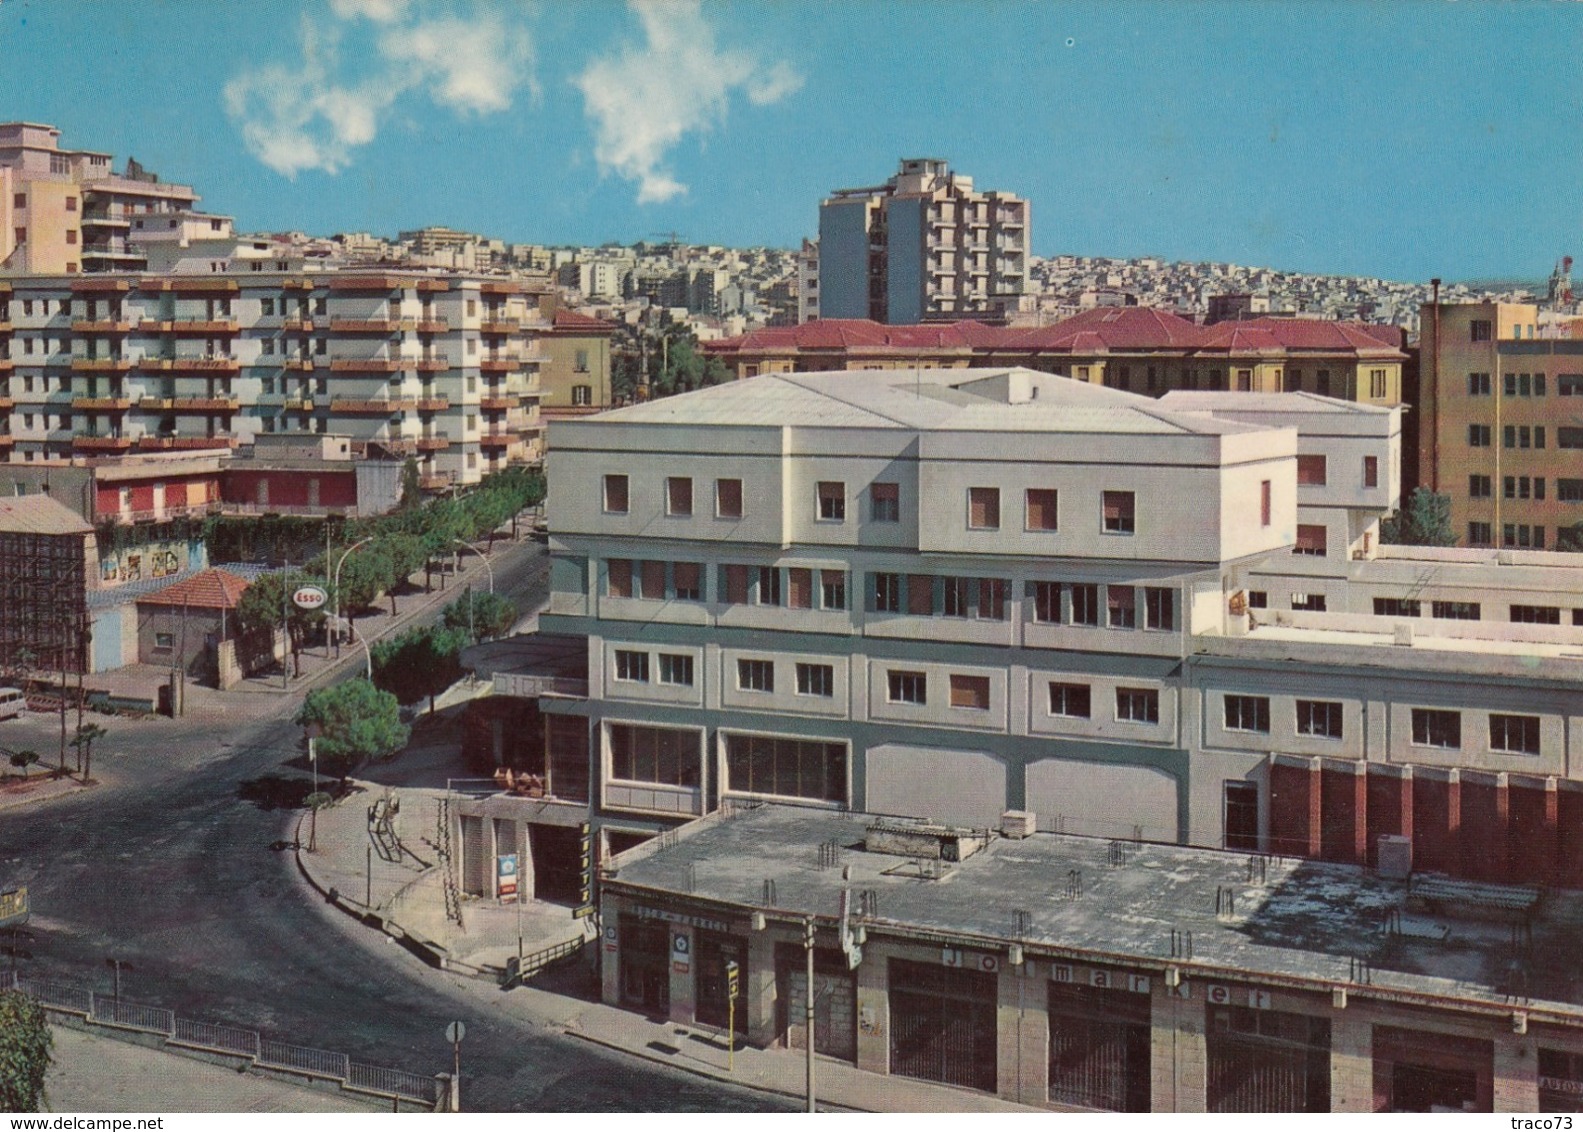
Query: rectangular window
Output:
[[908, 573, 936, 616], [1071, 583, 1100, 626], [757, 567, 781, 606], [1469, 424, 1491, 447], [609, 724, 700, 788], [873, 572, 901, 613], [639, 560, 665, 600], [977, 578, 1008, 621], [1031, 581, 1062, 624], [1291, 593, 1327, 612], [1102, 491, 1136, 534], [603, 474, 629, 514], [1411, 708, 1461, 749], [1560, 479, 1583, 503], [1511, 604, 1562, 625], [1470, 319, 1492, 341], [1260, 479, 1271, 527], [1489, 714, 1541, 756], [1294, 524, 1327, 556], [1107, 585, 1136, 629], [657, 654, 694, 686], [1560, 374, 1583, 396], [1316, 370, 1331, 396], [1296, 700, 1343, 739], [820, 570, 846, 610], [795, 662, 834, 698], [666, 476, 692, 516], [1468, 372, 1491, 395], [1248, 591, 1268, 609], [723, 733, 845, 803], [1469, 474, 1492, 498], [787, 567, 813, 610], [1373, 598, 1421, 617], [942, 576, 969, 618], [154, 632, 174, 650], [1145, 587, 1175, 630], [1048, 682, 1091, 719], [887, 670, 927, 705], [1224, 694, 1271, 733], [673, 562, 702, 601], [817, 481, 845, 521], [614, 650, 649, 683], [1364, 456, 1379, 488], [1468, 521, 1493, 546], [1116, 687, 1160, 724], [1370, 369, 1387, 398], [1431, 600, 1481, 620], [716, 478, 743, 518], [1296, 454, 1327, 486], [607, 559, 633, 598], [949, 674, 991, 710], [1025, 488, 1059, 531], [724, 564, 749, 604], [968, 486, 1001, 530], [737, 658, 774, 692], [870, 481, 900, 523]]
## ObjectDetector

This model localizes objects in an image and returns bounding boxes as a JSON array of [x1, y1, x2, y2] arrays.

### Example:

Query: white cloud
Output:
[[225, 2, 534, 178], [573, 0, 803, 204]]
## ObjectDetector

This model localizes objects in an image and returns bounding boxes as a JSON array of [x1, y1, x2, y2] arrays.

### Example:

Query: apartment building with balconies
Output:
[[818, 158, 1029, 325], [532, 370, 1583, 890]]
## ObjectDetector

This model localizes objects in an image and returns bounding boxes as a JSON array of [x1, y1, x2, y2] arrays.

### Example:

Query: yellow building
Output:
[[536, 308, 617, 418]]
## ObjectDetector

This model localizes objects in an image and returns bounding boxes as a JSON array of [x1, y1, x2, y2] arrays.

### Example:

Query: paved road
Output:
[[0, 539, 792, 1112]]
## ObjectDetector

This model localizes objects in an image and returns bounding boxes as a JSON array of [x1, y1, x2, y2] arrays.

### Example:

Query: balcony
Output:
[[285, 357, 316, 371], [415, 355, 450, 372], [0, 434, 13, 448], [329, 357, 402, 373], [479, 431, 512, 449], [136, 435, 238, 451], [329, 397, 417, 414], [167, 396, 241, 412], [281, 318, 315, 333], [329, 318, 412, 333], [478, 318, 520, 334], [415, 318, 449, 333], [139, 356, 240, 373], [73, 434, 133, 452], [71, 320, 134, 334], [418, 472, 454, 491], [415, 396, 449, 411], [81, 212, 132, 230], [0, 396, 12, 410], [282, 398, 316, 412], [71, 356, 134, 373], [479, 395, 516, 411], [416, 435, 451, 452], [138, 318, 240, 334], [480, 356, 519, 373], [71, 396, 133, 411]]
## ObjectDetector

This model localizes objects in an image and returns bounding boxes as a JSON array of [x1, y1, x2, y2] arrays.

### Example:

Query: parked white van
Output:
[[0, 688, 25, 721]]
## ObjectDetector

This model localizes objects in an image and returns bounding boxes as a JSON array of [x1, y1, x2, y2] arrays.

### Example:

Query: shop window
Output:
[[1206, 1007, 1330, 1112]]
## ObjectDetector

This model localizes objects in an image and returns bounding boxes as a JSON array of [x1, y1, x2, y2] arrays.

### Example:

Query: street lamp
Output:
[[450, 539, 494, 593], [332, 536, 376, 654]]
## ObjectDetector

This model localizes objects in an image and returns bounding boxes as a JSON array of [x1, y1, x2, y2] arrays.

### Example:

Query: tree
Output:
[[1379, 488, 1456, 547], [7, 750, 39, 778], [398, 456, 422, 511], [70, 722, 107, 782], [296, 679, 408, 785], [372, 625, 468, 713], [236, 570, 326, 679], [443, 590, 518, 641], [0, 988, 52, 1111]]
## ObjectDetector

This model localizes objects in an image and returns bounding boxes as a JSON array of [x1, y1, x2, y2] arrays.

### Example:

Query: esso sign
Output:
[[292, 585, 328, 610]]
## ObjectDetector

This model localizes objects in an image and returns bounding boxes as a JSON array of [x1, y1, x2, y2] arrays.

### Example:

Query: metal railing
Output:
[[173, 1017, 261, 1058], [260, 1038, 351, 1081], [90, 995, 174, 1036]]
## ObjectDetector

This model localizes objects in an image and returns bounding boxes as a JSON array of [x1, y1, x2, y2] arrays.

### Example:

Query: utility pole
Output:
[[280, 559, 290, 690], [804, 916, 816, 1113]]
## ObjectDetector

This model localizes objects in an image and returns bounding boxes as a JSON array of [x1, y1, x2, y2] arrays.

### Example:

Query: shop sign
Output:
[[633, 904, 729, 934], [941, 948, 999, 973], [1208, 984, 1271, 1009], [1050, 962, 1150, 994], [496, 854, 518, 899], [671, 930, 691, 974]]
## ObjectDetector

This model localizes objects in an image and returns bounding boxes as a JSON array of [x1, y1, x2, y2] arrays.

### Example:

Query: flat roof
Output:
[[607, 804, 1583, 1023]]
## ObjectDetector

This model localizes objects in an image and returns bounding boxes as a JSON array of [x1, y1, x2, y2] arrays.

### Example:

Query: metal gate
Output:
[[460, 814, 488, 895], [1207, 1006, 1331, 1113], [618, 915, 670, 1017], [888, 959, 997, 1093], [775, 944, 857, 1063], [1048, 983, 1152, 1111], [694, 931, 747, 1034]]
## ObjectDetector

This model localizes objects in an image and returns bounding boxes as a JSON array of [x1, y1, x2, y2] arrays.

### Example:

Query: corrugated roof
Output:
[[135, 568, 252, 610], [0, 493, 92, 535]]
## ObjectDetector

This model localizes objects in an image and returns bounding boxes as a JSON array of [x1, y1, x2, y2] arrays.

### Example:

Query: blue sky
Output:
[[0, 0, 1577, 282]]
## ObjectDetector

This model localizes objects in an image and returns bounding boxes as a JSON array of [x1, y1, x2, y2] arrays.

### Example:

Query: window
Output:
[[1562, 428, 1583, 450], [666, 477, 692, 516], [658, 654, 694, 686], [1431, 600, 1480, 620], [1102, 491, 1135, 534], [1468, 372, 1491, 395], [795, 662, 834, 697], [154, 632, 175, 650], [871, 481, 900, 523], [614, 650, 649, 683], [909, 574, 936, 616], [1503, 523, 1545, 549], [968, 486, 1000, 530], [1511, 604, 1561, 625], [787, 567, 814, 610], [572, 384, 592, 406], [574, 348, 589, 373], [977, 578, 1008, 621], [1107, 585, 1136, 628], [1048, 682, 1091, 719], [64, 230, 77, 245], [949, 674, 991, 710], [1560, 479, 1583, 503], [1291, 593, 1327, 612], [1470, 319, 1492, 342], [1316, 370, 1331, 396], [1489, 714, 1541, 756], [1294, 524, 1327, 556], [943, 576, 970, 618], [716, 478, 743, 518], [1373, 598, 1421, 617], [1468, 521, 1493, 546], [1296, 455, 1327, 486], [1469, 424, 1491, 447], [1071, 583, 1100, 626], [1411, 708, 1461, 749], [10, 193, 21, 209], [1363, 456, 1379, 488], [887, 670, 927, 705], [609, 724, 700, 788], [724, 734, 845, 803], [673, 562, 702, 601], [1224, 694, 1271, 733], [724, 564, 749, 604], [1116, 687, 1159, 724], [1469, 474, 1492, 498], [1260, 480, 1271, 527], [1025, 488, 1058, 531], [607, 559, 633, 598], [1296, 700, 1343, 739], [1248, 591, 1268, 609], [817, 481, 845, 521], [737, 659, 774, 692], [757, 567, 781, 606], [1236, 368, 1253, 392], [820, 570, 846, 610], [315, 338, 327, 355], [603, 473, 629, 514], [1144, 587, 1175, 630], [1370, 369, 1387, 398], [12, 227, 23, 245], [1031, 580, 1062, 624], [639, 560, 665, 600], [873, 572, 902, 613]]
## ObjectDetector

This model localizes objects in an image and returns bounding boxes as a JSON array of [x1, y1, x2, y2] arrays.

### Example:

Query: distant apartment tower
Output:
[[817, 158, 1029, 324], [0, 122, 206, 275], [795, 238, 819, 324]]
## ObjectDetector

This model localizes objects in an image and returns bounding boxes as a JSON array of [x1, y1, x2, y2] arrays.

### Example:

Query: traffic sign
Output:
[[292, 584, 329, 610], [445, 1021, 466, 1044]]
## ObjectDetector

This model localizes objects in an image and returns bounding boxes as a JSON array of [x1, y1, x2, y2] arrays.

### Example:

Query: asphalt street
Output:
[[0, 538, 793, 1112]]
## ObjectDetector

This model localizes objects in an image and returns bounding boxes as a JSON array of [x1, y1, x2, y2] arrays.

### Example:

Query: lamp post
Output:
[[450, 539, 494, 593], [332, 536, 376, 654], [308, 736, 319, 852]]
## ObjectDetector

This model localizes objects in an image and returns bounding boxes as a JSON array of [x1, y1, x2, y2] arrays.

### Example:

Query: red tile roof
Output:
[[135, 568, 252, 610], [551, 309, 619, 333], [1197, 317, 1405, 354]]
